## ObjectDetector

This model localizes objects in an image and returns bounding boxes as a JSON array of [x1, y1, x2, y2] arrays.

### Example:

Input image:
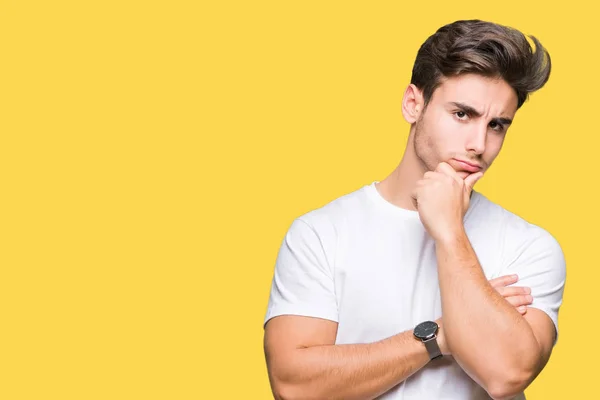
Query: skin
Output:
[[264, 73, 553, 400], [391, 73, 555, 398]]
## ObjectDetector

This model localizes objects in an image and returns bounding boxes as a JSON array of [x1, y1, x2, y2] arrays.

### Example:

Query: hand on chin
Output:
[[456, 170, 472, 180]]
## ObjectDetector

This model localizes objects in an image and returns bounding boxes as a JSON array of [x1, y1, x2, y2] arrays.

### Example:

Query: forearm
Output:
[[271, 330, 430, 400], [435, 229, 541, 397]]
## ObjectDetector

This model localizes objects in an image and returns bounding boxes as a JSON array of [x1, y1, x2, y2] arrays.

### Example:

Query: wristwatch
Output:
[[413, 321, 443, 360]]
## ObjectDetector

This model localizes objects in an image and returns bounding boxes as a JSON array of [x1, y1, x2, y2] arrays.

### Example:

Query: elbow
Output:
[[271, 381, 293, 400], [487, 385, 521, 400], [273, 384, 323, 400], [270, 377, 296, 400], [271, 380, 315, 400], [268, 361, 323, 400], [485, 367, 535, 400], [482, 341, 542, 400], [273, 380, 336, 400]]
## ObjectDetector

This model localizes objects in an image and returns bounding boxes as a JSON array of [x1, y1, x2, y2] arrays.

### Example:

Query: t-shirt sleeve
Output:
[[263, 217, 338, 328], [500, 227, 566, 345]]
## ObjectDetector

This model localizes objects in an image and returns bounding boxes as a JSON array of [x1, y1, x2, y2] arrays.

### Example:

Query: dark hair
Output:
[[411, 19, 551, 109]]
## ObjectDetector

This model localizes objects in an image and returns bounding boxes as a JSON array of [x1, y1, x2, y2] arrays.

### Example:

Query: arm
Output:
[[263, 218, 445, 400], [411, 162, 562, 399], [264, 315, 446, 400], [265, 212, 537, 399], [436, 230, 554, 399], [265, 277, 533, 400]]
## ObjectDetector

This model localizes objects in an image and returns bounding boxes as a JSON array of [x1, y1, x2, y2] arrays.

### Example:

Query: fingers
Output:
[[505, 294, 533, 309], [464, 171, 484, 191], [423, 171, 441, 180], [496, 286, 531, 297], [430, 162, 484, 190], [435, 162, 458, 177], [489, 274, 518, 288], [488, 274, 533, 315]]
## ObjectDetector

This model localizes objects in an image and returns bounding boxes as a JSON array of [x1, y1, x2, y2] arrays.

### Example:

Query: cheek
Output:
[[414, 119, 437, 162], [432, 110, 461, 133], [431, 113, 462, 150], [485, 136, 506, 160], [417, 113, 459, 161]]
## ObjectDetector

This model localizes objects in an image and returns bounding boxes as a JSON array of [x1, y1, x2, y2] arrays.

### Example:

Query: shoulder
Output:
[[295, 183, 371, 234]]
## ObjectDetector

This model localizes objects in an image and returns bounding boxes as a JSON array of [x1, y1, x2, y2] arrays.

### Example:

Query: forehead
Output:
[[431, 74, 518, 115]]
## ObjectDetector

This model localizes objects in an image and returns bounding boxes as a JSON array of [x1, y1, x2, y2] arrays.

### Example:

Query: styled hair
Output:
[[411, 19, 551, 109]]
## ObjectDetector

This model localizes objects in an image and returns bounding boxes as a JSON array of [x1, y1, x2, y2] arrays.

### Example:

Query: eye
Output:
[[454, 111, 468, 120], [489, 121, 505, 132]]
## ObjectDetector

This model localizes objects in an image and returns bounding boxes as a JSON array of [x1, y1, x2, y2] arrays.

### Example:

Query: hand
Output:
[[411, 162, 483, 241], [489, 274, 533, 315]]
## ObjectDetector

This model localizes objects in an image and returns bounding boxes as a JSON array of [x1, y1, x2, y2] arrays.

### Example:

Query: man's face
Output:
[[413, 74, 518, 180]]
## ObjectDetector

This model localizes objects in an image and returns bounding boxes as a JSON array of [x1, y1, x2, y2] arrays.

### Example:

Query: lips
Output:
[[452, 159, 482, 172]]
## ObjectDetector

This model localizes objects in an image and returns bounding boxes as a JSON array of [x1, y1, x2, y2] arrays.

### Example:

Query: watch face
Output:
[[414, 321, 438, 340]]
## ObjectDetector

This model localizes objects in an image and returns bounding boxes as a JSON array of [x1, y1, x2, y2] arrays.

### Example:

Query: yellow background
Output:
[[1, 0, 596, 398]]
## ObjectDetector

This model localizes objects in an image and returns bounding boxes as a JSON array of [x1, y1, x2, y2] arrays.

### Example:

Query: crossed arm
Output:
[[434, 229, 556, 400], [264, 241, 555, 400], [264, 316, 431, 400]]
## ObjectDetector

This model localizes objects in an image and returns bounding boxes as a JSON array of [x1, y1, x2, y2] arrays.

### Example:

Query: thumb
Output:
[[464, 172, 484, 192]]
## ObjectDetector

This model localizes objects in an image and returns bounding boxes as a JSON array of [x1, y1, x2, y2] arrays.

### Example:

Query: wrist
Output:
[[433, 224, 466, 245], [414, 320, 446, 360]]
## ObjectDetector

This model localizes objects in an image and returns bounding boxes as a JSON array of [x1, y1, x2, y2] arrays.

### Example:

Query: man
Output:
[[263, 19, 565, 400]]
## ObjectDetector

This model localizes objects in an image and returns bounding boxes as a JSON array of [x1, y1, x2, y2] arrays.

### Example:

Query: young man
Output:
[[263, 19, 565, 400]]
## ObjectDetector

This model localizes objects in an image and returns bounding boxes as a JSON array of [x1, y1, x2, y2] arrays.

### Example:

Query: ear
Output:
[[401, 84, 424, 124]]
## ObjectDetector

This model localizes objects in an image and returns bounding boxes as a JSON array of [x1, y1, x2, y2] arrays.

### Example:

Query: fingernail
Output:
[[526, 295, 533, 302], [525, 288, 531, 294], [518, 306, 526, 313]]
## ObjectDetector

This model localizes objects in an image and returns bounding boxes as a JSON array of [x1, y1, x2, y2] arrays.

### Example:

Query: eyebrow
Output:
[[449, 102, 513, 126]]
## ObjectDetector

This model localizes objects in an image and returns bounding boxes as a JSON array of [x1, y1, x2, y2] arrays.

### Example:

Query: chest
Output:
[[332, 222, 502, 343]]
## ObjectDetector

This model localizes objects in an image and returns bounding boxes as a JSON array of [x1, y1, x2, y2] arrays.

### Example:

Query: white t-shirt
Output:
[[264, 181, 566, 399]]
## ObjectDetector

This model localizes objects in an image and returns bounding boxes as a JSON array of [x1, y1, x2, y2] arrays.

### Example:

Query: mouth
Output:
[[452, 158, 483, 173]]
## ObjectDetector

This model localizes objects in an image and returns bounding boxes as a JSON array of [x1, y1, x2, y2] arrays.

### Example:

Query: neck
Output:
[[375, 130, 426, 211]]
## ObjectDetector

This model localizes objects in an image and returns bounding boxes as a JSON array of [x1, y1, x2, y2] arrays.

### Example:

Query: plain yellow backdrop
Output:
[[1, 0, 597, 398]]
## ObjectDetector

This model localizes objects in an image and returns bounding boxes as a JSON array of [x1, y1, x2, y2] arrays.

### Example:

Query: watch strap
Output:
[[423, 336, 443, 360]]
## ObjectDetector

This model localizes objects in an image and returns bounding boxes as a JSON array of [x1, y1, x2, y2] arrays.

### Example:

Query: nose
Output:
[[466, 122, 487, 155]]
